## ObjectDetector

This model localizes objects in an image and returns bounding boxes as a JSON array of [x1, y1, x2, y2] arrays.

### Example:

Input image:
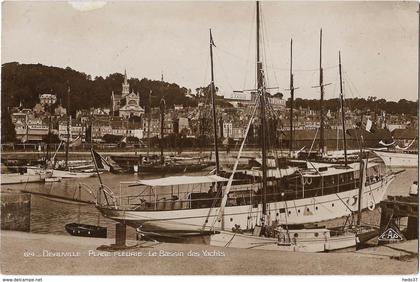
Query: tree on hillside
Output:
[[1, 108, 16, 143], [1, 62, 196, 112], [2, 62, 417, 116]]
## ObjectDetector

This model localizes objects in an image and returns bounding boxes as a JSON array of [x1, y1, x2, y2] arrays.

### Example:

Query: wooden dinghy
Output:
[[65, 223, 107, 238]]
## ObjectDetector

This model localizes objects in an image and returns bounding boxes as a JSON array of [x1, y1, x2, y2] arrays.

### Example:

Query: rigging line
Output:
[[342, 73, 357, 100], [265, 64, 339, 72], [258, 6, 269, 88], [234, 2, 257, 93], [246, 5, 256, 91], [343, 71, 361, 98], [253, 3, 259, 90], [345, 71, 362, 96], [214, 49, 235, 93], [216, 47, 251, 65], [260, 7, 279, 89], [201, 49, 210, 91], [212, 98, 259, 229]]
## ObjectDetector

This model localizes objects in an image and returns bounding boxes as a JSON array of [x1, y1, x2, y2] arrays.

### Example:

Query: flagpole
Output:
[[209, 28, 220, 175], [91, 148, 109, 205]]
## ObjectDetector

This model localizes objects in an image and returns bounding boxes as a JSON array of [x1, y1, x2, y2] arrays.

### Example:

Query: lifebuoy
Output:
[[367, 200, 375, 211]]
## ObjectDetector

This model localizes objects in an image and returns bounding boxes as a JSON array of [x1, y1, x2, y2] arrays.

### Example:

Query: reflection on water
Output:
[[1, 168, 417, 240]]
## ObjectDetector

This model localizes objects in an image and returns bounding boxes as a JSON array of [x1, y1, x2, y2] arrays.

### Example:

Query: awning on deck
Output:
[[129, 175, 229, 187]]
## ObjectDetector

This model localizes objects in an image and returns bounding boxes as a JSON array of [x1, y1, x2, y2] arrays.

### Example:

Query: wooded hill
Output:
[[2, 62, 417, 115], [1, 62, 197, 115]]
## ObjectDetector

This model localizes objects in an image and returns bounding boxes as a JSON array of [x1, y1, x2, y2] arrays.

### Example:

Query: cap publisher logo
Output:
[[378, 227, 404, 241]]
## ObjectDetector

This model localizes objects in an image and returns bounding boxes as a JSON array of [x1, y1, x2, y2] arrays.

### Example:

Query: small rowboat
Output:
[[65, 223, 107, 238]]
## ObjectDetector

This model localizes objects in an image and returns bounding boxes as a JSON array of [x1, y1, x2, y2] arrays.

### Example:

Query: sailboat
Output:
[[210, 48, 379, 252], [92, 2, 397, 240], [288, 32, 376, 171], [50, 86, 96, 178], [1, 166, 52, 185]]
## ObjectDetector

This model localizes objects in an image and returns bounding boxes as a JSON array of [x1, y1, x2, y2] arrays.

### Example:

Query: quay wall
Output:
[[1, 191, 31, 232]]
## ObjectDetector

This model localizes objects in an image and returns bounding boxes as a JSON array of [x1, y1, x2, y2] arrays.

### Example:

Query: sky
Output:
[[2, 1, 418, 102]]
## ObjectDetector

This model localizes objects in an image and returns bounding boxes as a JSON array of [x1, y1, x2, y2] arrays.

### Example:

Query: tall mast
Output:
[[65, 84, 70, 169], [319, 29, 325, 155], [338, 51, 348, 166], [289, 38, 294, 156], [147, 90, 152, 156], [209, 29, 220, 175], [46, 107, 51, 161], [256, 1, 268, 219], [357, 115, 364, 227], [159, 98, 166, 165]]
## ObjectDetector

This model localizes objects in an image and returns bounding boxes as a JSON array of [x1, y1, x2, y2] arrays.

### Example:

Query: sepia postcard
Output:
[[0, 0, 418, 280]]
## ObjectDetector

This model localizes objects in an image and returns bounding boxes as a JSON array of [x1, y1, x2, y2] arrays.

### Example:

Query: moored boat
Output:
[[209, 227, 365, 252], [65, 223, 107, 238], [374, 150, 418, 168], [27, 167, 96, 179], [94, 160, 396, 237], [1, 166, 52, 185], [50, 169, 97, 179], [1, 172, 49, 185]]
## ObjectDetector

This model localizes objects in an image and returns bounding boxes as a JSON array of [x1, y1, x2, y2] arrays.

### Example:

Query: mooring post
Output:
[[115, 223, 127, 247], [406, 216, 418, 240]]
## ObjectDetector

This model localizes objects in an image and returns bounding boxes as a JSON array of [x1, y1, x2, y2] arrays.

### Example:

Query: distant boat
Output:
[[374, 150, 418, 168], [138, 161, 212, 174], [1, 167, 52, 185], [110, 154, 212, 174], [27, 167, 96, 179], [50, 169, 96, 179]]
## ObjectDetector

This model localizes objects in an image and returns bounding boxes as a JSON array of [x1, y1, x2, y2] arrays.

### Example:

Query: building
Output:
[[268, 92, 286, 110], [222, 122, 233, 138], [226, 91, 286, 111], [225, 92, 254, 108], [14, 117, 49, 143], [54, 104, 67, 117], [148, 116, 174, 138], [91, 119, 112, 142], [58, 118, 86, 141], [33, 103, 44, 115], [178, 117, 190, 135], [11, 111, 28, 125], [39, 94, 57, 107], [92, 108, 110, 117], [111, 70, 145, 118]]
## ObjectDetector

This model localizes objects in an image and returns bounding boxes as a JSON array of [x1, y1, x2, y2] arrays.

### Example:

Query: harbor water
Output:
[[0, 167, 417, 240]]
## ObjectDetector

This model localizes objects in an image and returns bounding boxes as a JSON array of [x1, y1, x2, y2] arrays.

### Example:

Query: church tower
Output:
[[122, 69, 130, 97]]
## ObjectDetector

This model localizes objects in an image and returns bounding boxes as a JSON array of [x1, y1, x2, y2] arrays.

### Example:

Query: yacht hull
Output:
[[210, 230, 356, 252], [51, 169, 96, 179], [97, 174, 395, 235]]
